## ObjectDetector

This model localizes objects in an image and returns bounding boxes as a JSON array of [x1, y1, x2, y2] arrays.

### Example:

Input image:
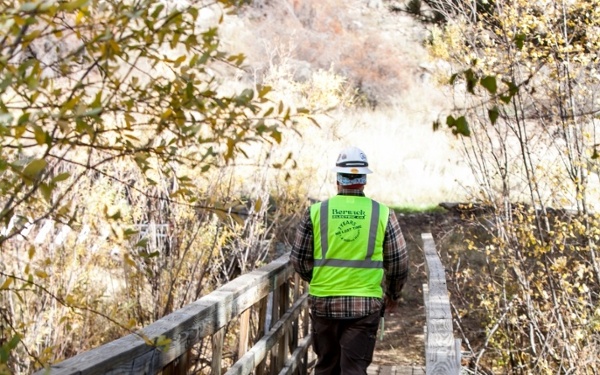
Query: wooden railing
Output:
[[422, 233, 462, 374], [35, 254, 311, 375], [35, 233, 460, 375]]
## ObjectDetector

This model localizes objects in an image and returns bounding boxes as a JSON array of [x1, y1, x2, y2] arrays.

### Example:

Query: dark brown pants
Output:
[[310, 311, 380, 375]]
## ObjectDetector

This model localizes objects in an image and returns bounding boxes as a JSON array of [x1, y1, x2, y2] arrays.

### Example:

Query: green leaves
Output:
[[0, 73, 14, 93], [0, 334, 20, 364], [480, 76, 497, 94], [234, 88, 255, 106], [270, 129, 282, 144], [488, 106, 500, 125], [22, 158, 47, 184], [61, 0, 90, 11], [514, 33, 526, 50], [446, 115, 470, 136], [441, 67, 521, 132]]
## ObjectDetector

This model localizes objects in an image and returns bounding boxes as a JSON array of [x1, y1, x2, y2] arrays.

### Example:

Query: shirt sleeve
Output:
[[382, 211, 409, 301], [290, 207, 314, 282]]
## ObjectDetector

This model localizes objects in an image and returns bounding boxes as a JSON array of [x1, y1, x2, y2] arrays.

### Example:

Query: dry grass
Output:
[[1, 1, 477, 373], [216, 0, 475, 208]]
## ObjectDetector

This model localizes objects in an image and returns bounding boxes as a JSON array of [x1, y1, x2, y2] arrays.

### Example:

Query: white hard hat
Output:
[[332, 146, 373, 174]]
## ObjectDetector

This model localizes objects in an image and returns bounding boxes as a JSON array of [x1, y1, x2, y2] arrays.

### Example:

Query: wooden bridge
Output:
[[35, 233, 461, 375]]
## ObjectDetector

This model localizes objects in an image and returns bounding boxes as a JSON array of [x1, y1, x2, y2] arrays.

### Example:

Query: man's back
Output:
[[289, 146, 409, 375]]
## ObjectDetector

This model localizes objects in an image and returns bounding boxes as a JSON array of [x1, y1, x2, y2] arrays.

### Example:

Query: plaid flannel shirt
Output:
[[290, 189, 409, 319]]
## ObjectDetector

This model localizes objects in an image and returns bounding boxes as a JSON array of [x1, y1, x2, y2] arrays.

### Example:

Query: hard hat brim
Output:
[[332, 166, 373, 174]]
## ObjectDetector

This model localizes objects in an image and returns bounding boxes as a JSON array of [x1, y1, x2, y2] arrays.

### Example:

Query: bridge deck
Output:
[[367, 365, 426, 375], [367, 365, 425, 375]]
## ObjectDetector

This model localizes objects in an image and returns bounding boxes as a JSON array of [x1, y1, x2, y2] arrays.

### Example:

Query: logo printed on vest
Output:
[[331, 209, 366, 220], [334, 220, 362, 242]]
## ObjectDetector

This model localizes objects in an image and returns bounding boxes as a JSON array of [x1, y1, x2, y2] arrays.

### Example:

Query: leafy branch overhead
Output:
[[441, 66, 523, 136], [0, 0, 301, 243], [1, 0, 312, 372], [428, 0, 600, 140]]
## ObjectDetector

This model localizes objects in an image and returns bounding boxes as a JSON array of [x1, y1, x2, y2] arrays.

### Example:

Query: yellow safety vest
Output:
[[309, 195, 389, 297]]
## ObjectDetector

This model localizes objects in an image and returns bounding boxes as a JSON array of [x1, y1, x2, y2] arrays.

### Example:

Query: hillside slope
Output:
[[233, 0, 432, 107], [215, 0, 475, 207]]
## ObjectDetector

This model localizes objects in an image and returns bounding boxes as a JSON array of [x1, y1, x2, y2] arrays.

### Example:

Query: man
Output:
[[290, 146, 409, 375]]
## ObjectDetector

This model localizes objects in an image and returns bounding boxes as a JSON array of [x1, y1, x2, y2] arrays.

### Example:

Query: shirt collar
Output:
[[337, 188, 365, 197]]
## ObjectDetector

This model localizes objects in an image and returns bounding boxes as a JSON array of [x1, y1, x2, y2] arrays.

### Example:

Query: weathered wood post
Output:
[[238, 308, 251, 360], [422, 233, 461, 375], [274, 280, 290, 374], [256, 295, 270, 375]]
